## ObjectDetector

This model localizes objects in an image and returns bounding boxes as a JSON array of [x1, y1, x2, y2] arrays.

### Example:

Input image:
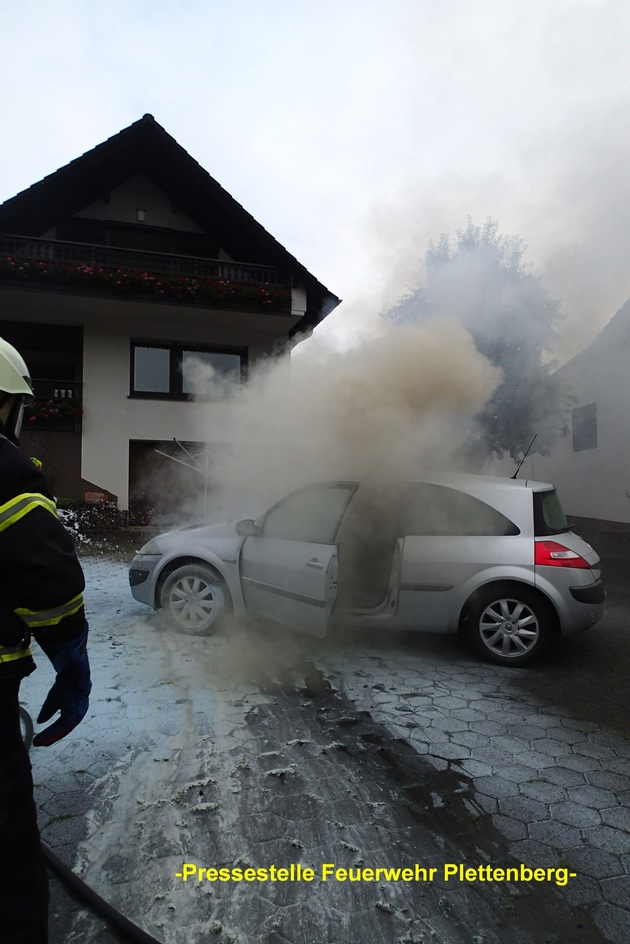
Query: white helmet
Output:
[[0, 337, 33, 443], [0, 337, 32, 396]]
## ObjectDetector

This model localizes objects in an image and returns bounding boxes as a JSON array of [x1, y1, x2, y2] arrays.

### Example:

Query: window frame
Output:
[[571, 402, 598, 452], [259, 483, 357, 545], [400, 483, 521, 537], [130, 339, 248, 400], [533, 489, 569, 536]]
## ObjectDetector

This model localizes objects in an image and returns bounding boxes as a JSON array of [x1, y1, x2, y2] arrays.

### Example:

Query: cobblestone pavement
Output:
[[314, 528, 630, 943], [29, 528, 630, 943]]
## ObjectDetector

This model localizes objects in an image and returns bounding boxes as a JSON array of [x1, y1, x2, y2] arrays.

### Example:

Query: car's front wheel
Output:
[[159, 564, 227, 634], [466, 585, 552, 666]]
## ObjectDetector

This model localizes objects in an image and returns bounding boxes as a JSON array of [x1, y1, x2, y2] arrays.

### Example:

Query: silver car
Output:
[[129, 473, 605, 666]]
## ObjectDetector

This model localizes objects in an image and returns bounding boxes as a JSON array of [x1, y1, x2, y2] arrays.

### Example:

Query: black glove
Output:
[[33, 624, 92, 747]]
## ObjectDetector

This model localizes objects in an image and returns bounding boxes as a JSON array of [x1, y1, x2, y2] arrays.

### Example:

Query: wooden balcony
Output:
[[0, 234, 292, 311]]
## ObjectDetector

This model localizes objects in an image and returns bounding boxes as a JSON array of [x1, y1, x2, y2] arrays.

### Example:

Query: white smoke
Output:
[[185, 318, 502, 521]]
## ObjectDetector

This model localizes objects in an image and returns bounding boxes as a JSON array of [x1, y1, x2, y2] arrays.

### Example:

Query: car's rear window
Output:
[[533, 489, 569, 536], [401, 483, 520, 536]]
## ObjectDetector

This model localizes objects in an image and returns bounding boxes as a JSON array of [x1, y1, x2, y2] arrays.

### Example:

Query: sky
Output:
[[3, 0, 630, 361]]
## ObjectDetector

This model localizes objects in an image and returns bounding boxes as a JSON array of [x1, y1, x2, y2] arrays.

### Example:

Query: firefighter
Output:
[[0, 336, 91, 943]]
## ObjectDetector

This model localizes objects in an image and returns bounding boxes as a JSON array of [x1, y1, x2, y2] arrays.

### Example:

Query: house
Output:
[[0, 115, 340, 523], [506, 298, 630, 528]]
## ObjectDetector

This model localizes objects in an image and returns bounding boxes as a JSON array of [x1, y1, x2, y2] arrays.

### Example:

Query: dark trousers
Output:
[[0, 678, 48, 944]]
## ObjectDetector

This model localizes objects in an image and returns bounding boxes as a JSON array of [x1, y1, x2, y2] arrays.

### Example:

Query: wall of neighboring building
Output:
[[525, 382, 630, 524], [494, 302, 630, 525]]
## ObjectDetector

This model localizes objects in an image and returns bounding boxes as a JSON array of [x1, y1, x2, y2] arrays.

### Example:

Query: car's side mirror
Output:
[[236, 518, 260, 536]]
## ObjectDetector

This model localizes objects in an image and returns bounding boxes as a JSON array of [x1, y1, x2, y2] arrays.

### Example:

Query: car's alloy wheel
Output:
[[160, 564, 225, 634], [468, 587, 551, 666]]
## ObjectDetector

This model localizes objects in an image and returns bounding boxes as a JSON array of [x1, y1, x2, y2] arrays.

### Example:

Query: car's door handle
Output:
[[306, 558, 325, 570]]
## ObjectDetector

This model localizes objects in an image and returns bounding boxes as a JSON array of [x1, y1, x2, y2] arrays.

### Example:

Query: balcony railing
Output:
[[0, 234, 292, 310], [23, 379, 82, 431]]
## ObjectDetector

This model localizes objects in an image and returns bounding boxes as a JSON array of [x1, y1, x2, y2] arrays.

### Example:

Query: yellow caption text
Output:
[[175, 863, 577, 887]]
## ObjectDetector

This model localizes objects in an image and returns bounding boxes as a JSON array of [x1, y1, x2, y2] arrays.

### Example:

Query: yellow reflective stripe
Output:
[[0, 492, 57, 533], [0, 646, 32, 664], [15, 593, 84, 628]]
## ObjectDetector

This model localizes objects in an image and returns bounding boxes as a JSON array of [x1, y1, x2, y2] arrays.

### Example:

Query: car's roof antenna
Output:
[[512, 434, 537, 479]]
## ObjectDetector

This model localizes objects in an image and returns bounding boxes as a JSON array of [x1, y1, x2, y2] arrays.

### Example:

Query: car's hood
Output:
[[156, 519, 243, 562]]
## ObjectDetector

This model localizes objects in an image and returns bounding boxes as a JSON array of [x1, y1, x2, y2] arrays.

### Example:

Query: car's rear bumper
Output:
[[570, 580, 606, 605]]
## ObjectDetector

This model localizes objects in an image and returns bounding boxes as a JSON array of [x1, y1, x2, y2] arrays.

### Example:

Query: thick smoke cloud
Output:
[[335, 94, 630, 368], [187, 319, 502, 521]]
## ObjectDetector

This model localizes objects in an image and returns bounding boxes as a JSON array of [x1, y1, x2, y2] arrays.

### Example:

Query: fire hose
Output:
[[20, 707, 165, 944], [42, 842, 165, 944]]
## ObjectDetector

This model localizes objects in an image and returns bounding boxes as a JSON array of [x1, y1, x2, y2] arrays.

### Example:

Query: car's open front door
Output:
[[239, 482, 357, 637]]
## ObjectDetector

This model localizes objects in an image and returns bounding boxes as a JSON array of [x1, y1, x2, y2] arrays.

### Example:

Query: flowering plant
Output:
[[24, 399, 83, 424], [0, 256, 291, 307]]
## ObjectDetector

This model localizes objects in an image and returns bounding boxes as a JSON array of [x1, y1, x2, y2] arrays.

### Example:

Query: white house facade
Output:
[[0, 116, 339, 523]]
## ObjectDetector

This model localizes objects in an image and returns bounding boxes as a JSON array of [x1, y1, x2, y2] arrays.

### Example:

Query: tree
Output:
[[388, 218, 570, 462]]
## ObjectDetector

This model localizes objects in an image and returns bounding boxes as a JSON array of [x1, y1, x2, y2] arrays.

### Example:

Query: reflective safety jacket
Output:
[[0, 433, 86, 680]]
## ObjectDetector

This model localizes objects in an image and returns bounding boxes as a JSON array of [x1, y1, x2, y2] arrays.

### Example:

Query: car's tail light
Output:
[[535, 541, 591, 569]]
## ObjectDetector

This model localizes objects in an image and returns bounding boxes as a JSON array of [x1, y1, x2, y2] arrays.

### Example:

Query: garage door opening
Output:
[[128, 439, 215, 527]]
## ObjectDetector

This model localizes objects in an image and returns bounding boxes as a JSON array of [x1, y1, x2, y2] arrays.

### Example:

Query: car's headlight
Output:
[[137, 539, 162, 556]]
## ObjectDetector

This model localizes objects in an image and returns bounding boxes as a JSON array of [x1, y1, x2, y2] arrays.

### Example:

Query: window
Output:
[[572, 403, 597, 452], [134, 345, 170, 393], [261, 485, 355, 544], [181, 349, 242, 395], [131, 341, 246, 399], [533, 490, 569, 536], [401, 484, 520, 536]]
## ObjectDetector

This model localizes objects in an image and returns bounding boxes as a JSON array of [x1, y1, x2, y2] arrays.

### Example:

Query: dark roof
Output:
[[0, 114, 340, 334]]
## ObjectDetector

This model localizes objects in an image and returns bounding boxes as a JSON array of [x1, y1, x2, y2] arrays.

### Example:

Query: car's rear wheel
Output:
[[466, 585, 552, 666], [159, 564, 226, 635]]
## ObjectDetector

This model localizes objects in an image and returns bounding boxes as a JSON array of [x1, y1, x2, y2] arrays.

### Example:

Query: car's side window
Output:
[[261, 485, 354, 544], [402, 484, 520, 536]]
